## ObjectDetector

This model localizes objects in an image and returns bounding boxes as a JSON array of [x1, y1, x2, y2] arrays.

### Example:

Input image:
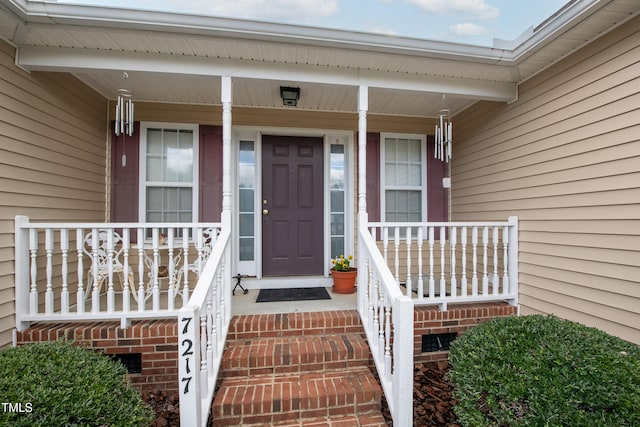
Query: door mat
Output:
[[256, 287, 331, 303]]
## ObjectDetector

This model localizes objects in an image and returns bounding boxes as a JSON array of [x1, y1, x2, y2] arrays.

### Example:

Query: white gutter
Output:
[[0, 0, 616, 66]]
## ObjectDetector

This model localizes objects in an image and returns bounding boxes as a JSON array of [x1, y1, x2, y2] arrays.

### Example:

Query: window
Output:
[[381, 134, 426, 223], [140, 124, 198, 227], [330, 143, 346, 258], [238, 140, 255, 261]]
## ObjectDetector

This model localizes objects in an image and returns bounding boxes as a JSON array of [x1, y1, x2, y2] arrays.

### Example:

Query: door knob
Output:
[[262, 209, 269, 215]]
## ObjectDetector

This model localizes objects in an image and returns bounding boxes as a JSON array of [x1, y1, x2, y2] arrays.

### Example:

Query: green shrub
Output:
[[449, 315, 640, 426], [0, 341, 153, 426]]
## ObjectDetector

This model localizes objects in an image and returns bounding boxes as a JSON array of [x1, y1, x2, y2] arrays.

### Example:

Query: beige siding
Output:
[[0, 40, 107, 347], [451, 16, 640, 344]]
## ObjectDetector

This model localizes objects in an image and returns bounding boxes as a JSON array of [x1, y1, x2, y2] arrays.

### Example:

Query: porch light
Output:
[[435, 94, 452, 162], [280, 86, 300, 107]]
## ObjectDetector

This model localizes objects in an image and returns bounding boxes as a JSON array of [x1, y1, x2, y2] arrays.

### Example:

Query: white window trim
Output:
[[380, 132, 427, 223], [138, 122, 200, 224]]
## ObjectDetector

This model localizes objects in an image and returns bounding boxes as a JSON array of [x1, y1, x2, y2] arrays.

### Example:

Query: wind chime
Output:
[[435, 94, 452, 162], [114, 72, 134, 167]]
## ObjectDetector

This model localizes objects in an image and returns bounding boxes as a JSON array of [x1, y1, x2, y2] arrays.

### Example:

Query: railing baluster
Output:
[[482, 227, 489, 296], [492, 227, 500, 295], [378, 289, 385, 363], [45, 228, 54, 315], [29, 229, 38, 315], [137, 227, 145, 310], [182, 226, 190, 304], [393, 227, 400, 286], [167, 228, 175, 311], [206, 279, 214, 387], [382, 227, 389, 263], [439, 226, 446, 298], [107, 230, 115, 313], [471, 227, 478, 296], [122, 228, 131, 313], [60, 229, 69, 314], [91, 227, 100, 313], [405, 227, 412, 297], [428, 227, 435, 299], [460, 227, 467, 297], [199, 312, 207, 395], [384, 303, 392, 382], [450, 226, 457, 298], [502, 225, 510, 295], [76, 228, 84, 313], [152, 227, 160, 311], [416, 227, 424, 300]]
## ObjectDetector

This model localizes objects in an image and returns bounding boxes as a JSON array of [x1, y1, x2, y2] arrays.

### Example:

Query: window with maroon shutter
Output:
[[111, 123, 223, 227], [364, 132, 448, 239]]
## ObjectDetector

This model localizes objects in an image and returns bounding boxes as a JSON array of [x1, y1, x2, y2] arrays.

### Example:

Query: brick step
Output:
[[221, 333, 373, 378], [268, 413, 388, 426], [211, 367, 382, 426], [227, 310, 362, 340]]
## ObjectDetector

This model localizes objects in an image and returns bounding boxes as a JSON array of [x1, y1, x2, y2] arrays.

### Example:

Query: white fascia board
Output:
[[5, 0, 620, 68], [4, 0, 510, 64], [16, 45, 517, 101]]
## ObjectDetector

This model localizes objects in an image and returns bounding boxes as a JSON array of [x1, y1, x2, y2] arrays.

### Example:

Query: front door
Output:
[[262, 135, 324, 276]]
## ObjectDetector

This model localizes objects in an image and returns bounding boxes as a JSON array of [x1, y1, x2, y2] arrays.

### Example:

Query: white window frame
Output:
[[380, 132, 427, 223], [138, 122, 199, 227]]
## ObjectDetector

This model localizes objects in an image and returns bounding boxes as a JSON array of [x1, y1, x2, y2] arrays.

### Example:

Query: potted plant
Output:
[[330, 254, 356, 294]]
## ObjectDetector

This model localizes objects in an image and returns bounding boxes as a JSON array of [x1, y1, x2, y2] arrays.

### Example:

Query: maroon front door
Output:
[[262, 135, 324, 276]]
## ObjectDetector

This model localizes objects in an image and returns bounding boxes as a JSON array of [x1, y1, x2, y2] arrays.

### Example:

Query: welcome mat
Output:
[[256, 287, 331, 303]]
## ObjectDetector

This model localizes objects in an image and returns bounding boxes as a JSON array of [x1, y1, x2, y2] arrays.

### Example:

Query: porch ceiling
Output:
[[1, 0, 639, 117]]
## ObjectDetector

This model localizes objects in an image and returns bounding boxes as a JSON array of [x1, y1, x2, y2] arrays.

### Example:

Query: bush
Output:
[[0, 341, 153, 426], [449, 315, 640, 426]]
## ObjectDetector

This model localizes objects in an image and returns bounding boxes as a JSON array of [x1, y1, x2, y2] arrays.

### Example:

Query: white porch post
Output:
[[357, 85, 368, 315], [221, 76, 233, 229]]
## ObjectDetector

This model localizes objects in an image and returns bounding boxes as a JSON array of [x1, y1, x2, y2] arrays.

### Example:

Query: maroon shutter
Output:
[[110, 122, 139, 222], [199, 125, 223, 222], [365, 132, 381, 222], [426, 135, 448, 222]]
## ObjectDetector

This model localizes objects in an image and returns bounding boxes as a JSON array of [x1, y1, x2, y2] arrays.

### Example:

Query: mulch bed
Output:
[[144, 389, 180, 427], [381, 360, 460, 426]]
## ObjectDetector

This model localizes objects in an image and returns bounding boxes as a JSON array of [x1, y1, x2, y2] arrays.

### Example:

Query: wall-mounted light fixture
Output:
[[280, 86, 300, 107]]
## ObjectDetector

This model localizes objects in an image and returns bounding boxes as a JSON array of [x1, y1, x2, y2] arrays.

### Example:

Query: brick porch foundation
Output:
[[14, 302, 517, 399], [15, 320, 179, 394]]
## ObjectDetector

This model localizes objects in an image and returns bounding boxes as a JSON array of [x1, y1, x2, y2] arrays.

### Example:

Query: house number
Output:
[[180, 317, 194, 395]]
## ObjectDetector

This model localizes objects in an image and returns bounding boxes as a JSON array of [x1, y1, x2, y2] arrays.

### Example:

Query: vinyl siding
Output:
[[451, 16, 640, 344], [0, 40, 107, 347]]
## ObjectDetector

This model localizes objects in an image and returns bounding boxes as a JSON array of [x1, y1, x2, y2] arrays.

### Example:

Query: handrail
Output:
[[358, 215, 519, 426], [357, 212, 413, 425], [178, 228, 231, 427]]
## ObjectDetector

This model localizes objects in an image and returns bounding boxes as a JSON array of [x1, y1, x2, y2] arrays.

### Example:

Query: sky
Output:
[[58, 0, 571, 47]]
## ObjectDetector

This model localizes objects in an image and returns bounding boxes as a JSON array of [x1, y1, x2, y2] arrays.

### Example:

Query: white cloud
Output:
[[449, 22, 489, 36], [407, 0, 499, 20], [173, 0, 339, 22]]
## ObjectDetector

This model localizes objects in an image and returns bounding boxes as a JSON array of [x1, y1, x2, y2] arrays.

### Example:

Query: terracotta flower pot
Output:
[[331, 268, 357, 294]]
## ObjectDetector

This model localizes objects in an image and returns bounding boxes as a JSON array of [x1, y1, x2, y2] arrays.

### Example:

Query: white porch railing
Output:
[[357, 214, 518, 426], [14, 215, 222, 329], [177, 227, 231, 426]]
